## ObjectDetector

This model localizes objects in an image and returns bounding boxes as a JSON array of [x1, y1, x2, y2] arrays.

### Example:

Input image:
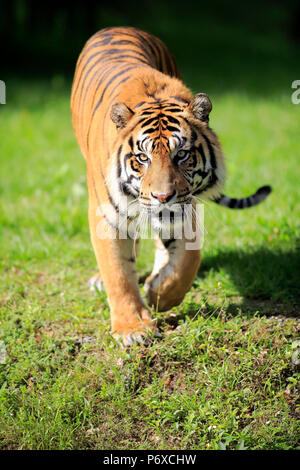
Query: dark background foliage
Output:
[[1, 0, 300, 95]]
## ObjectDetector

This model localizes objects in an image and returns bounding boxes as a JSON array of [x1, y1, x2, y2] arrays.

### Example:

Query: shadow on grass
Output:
[[198, 245, 300, 302], [141, 245, 300, 326], [155, 245, 300, 329], [188, 245, 300, 321]]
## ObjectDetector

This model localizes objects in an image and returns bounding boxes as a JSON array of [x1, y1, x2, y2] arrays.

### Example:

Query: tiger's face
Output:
[[110, 94, 226, 231]]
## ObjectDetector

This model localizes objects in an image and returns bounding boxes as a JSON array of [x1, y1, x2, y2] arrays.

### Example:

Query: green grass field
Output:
[[1, 7, 300, 448]]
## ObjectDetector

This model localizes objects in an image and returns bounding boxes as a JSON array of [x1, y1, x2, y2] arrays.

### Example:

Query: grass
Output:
[[0, 4, 300, 448]]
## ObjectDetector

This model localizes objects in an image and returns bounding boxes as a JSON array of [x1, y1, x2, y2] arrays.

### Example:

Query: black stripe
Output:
[[128, 137, 134, 151], [229, 198, 237, 208], [192, 167, 207, 180], [170, 96, 190, 104], [134, 101, 147, 109], [102, 212, 118, 230], [191, 130, 197, 146], [162, 238, 175, 248], [144, 36, 162, 71], [237, 198, 244, 209], [163, 107, 182, 113], [141, 116, 159, 128], [76, 57, 113, 108], [166, 125, 179, 132], [119, 181, 139, 197], [93, 66, 138, 115], [213, 195, 222, 204], [117, 145, 123, 178], [200, 171, 218, 193], [99, 160, 121, 215], [143, 126, 159, 135], [130, 160, 141, 173], [202, 134, 216, 169], [196, 143, 206, 167], [139, 111, 154, 116], [75, 34, 113, 61], [165, 115, 180, 125]]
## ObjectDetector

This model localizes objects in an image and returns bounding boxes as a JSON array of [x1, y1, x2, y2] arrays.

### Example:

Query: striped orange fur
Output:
[[70, 27, 269, 345]]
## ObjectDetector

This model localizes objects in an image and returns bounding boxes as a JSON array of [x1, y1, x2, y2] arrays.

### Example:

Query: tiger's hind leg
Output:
[[89, 273, 104, 293], [144, 235, 201, 311]]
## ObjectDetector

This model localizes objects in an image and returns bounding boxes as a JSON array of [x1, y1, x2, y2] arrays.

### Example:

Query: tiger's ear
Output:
[[111, 102, 134, 129], [189, 93, 212, 123]]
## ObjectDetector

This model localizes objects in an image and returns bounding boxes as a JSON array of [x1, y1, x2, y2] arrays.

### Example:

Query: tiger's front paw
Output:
[[111, 310, 161, 346], [144, 275, 184, 312], [146, 289, 184, 312]]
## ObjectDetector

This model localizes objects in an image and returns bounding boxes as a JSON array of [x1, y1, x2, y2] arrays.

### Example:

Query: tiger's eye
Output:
[[177, 150, 186, 158], [137, 153, 149, 163]]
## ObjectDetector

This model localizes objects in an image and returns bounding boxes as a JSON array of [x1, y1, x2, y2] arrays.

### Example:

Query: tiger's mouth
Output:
[[138, 195, 192, 213], [138, 198, 194, 233]]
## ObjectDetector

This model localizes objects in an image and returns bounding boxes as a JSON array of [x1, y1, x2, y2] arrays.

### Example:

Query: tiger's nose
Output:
[[151, 190, 176, 203]]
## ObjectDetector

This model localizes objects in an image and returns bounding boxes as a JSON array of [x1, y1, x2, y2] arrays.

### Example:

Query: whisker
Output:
[[191, 195, 231, 237]]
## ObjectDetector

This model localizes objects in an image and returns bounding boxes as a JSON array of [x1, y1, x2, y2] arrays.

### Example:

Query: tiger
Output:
[[71, 26, 271, 346]]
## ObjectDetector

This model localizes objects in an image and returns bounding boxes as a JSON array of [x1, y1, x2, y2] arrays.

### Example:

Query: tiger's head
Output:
[[109, 88, 226, 232]]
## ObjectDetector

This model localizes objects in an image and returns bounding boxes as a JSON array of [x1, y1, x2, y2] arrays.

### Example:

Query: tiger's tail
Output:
[[213, 185, 272, 209]]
